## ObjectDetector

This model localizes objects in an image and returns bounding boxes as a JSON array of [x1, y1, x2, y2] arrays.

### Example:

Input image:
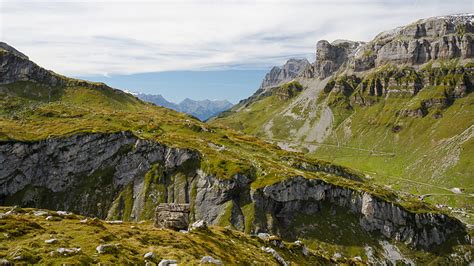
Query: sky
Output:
[[1, 0, 473, 102]]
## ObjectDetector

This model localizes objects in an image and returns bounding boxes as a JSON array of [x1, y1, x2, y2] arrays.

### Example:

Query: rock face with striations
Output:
[[251, 176, 465, 248], [353, 15, 473, 74], [0, 132, 200, 219], [310, 15, 474, 79]]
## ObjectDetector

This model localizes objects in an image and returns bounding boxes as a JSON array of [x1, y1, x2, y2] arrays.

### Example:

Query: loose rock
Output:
[[200, 256, 222, 265], [45, 238, 58, 244], [257, 233, 271, 241], [158, 259, 178, 266], [261, 247, 288, 266], [96, 244, 119, 254], [34, 210, 48, 216], [189, 220, 207, 231], [56, 248, 81, 256], [144, 251, 155, 260]]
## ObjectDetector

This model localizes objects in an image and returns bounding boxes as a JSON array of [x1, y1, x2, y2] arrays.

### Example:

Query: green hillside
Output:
[[213, 61, 474, 224], [212, 14, 474, 226]]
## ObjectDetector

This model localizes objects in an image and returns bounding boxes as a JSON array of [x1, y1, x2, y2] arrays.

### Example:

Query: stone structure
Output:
[[154, 203, 190, 230]]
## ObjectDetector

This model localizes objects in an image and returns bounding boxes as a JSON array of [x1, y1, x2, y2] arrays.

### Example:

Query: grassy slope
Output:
[[312, 63, 474, 223], [0, 207, 328, 264]]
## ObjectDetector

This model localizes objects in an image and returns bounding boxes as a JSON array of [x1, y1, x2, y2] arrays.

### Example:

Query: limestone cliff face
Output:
[[0, 132, 200, 219], [260, 58, 311, 90], [311, 15, 474, 79], [0, 132, 467, 249], [251, 176, 464, 248], [352, 15, 474, 71], [314, 40, 364, 79]]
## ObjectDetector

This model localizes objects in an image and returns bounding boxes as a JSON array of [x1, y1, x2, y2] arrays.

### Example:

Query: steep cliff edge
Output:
[[0, 132, 468, 251]]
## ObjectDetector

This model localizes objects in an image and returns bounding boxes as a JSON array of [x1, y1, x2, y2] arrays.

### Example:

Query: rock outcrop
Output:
[[251, 176, 465, 248], [314, 40, 364, 79], [0, 42, 62, 85], [154, 203, 190, 230], [310, 15, 474, 79], [260, 58, 311, 90], [0, 131, 200, 219]]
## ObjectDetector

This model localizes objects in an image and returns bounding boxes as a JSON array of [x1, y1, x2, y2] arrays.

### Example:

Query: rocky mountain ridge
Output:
[[137, 93, 233, 121], [260, 58, 311, 89], [211, 14, 474, 232]]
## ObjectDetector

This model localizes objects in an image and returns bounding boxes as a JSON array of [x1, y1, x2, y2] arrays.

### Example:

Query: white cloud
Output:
[[1, 0, 473, 75]]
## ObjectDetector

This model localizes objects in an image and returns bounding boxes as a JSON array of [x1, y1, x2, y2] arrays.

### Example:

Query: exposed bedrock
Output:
[[251, 176, 467, 249], [0, 131, 200, 219]]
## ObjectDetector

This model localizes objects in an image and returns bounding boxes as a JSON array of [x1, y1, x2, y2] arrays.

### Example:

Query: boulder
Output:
[[189, 220, 207, 231], [158, 260, 178, 266], [96, 244, 119, 254], [261, 247, 288, 266], [45, 239, 58, 244], [144, 251, 155, 260], [199, 256, 222, 265]]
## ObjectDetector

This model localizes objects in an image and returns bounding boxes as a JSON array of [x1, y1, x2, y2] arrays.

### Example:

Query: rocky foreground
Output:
[[0, 206, 326, 264]]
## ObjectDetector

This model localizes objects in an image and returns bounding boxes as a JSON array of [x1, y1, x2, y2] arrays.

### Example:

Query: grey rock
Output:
[[252, 176, 465, 248], [350, 14, 474, 72], [56, 211, 71, 216], [257, 232, 271, 241], [144, 251, 155, 260], [45, 238, 58, 244], [0, 131, 200, 220], [158, 260, 178, 266], [261, 247, 288, 266], [96, 244, 119, 254], [315, 39, 364, 79], [106, 220, 123, 224], [33, 210, 48, 216], [260, 58, 311, 89], [189, 219, 207, 231], [56, 247, 81, 256], [199, 255, 222, 265], [0, 259, 11, 265]]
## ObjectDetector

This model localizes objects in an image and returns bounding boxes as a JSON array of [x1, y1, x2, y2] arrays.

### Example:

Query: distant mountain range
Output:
[[137, 93, 233, 121]]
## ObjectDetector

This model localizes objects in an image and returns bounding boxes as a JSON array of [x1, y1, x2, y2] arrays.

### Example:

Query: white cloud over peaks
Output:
[[1, 0, 473, 75]]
